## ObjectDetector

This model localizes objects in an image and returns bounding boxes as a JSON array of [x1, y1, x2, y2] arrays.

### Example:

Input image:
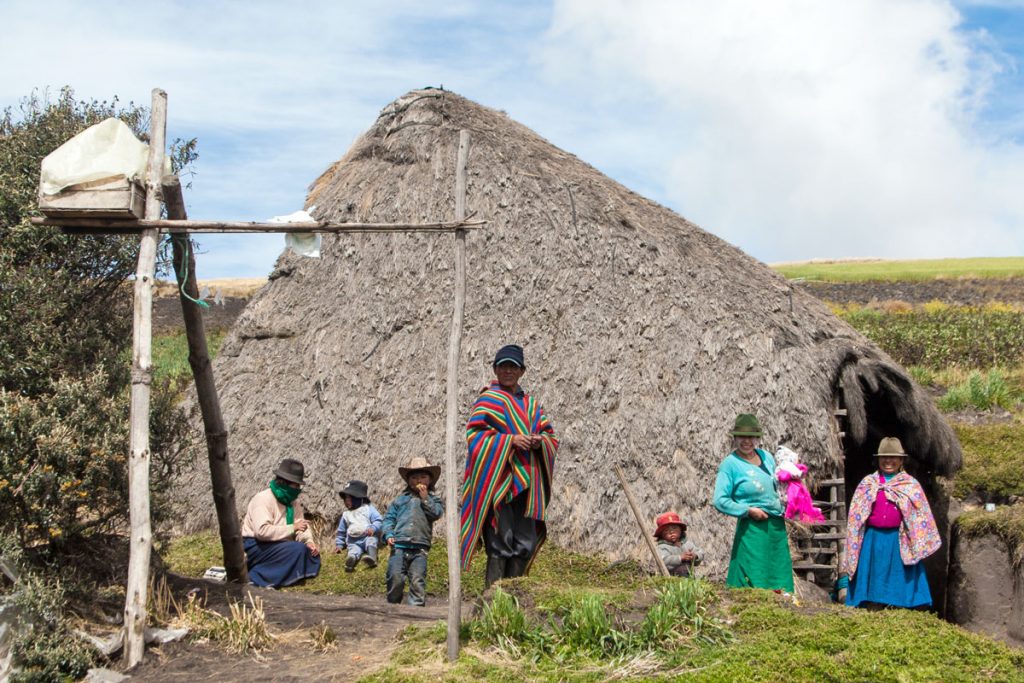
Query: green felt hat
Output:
[[729, 413, 763, 437]]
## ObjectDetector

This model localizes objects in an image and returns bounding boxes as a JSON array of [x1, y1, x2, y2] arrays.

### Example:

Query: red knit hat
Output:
[[653, 511, 687, 538]]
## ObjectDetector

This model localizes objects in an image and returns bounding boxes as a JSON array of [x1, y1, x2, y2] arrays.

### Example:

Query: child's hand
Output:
[[387, 537, 395, 546], [416, 483, 428, 499], [333, 547, 343, 554], [365, 528, 375, 537], [307, 542, 320, 557], [681, 551, 695, 561]]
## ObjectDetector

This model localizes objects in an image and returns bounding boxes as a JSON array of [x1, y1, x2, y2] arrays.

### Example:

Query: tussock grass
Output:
[[773, 256, 1024, 282], [938, 369, 1018, 411], [957, 504, 1024, 566]]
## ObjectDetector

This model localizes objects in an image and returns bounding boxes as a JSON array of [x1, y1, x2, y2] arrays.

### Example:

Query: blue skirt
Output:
[[243, 537, 321, 588], [846, 527, 931, 608]]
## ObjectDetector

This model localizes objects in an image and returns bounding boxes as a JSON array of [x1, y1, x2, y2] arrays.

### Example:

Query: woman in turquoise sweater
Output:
[[713, 413, 793, 591]]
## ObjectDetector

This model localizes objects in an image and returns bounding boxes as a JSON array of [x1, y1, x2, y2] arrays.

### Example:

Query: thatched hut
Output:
[[176, 89, 961, 589]]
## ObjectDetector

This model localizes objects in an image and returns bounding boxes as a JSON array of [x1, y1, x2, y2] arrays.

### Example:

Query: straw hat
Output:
[[398, 457, 441, 485]]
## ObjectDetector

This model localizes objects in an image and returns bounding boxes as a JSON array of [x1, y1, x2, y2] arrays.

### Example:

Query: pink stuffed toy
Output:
[[775, 446, 825, 523]]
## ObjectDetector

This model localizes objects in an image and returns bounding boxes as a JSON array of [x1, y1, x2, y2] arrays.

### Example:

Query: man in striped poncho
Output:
[[460, 344, 558, 587]]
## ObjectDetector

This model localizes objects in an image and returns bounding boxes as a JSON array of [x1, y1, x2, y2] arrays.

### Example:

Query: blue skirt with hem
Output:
[[243, 537, 321, 588], [846, 527, 931, 609]]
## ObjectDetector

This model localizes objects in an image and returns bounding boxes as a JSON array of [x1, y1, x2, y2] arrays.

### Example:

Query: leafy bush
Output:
[[837, 306, 1024, 369], [938, 369, 1017, 412]]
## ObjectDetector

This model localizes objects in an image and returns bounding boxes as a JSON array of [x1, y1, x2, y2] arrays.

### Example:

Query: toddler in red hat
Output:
[[654, 511, 703, 577]]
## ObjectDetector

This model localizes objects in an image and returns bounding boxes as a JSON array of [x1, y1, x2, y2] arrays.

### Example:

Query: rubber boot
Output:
[[505, 556, 528, 579], [485, 555, 506, 588], [363, 544, 378, 568]]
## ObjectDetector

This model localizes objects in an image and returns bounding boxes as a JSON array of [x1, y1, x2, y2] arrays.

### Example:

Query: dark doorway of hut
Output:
[[833, 385, 954, 616]]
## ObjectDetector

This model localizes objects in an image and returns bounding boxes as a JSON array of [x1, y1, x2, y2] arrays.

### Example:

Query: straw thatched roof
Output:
[[175, 89, 961, 575]]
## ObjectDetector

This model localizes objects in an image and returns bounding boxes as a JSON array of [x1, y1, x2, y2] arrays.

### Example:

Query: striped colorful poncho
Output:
[[459, 381, 558, 570]]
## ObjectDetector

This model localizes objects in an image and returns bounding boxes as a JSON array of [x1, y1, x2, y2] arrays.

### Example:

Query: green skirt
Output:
[[726, 516, 794, 591]]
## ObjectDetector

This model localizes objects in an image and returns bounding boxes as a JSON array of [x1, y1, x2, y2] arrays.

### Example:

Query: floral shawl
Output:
[[845, 471, 941, 576]]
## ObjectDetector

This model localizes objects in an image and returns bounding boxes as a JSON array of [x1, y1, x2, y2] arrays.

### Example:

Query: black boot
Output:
[[505, 556, 528, 579], [485, 555, 506, 588]]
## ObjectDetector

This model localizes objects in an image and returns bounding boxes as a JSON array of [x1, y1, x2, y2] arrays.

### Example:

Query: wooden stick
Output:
[[164, 177, 248, 585], [123, 88, 166, 668], [613, 464, 670, 577], [445, 129, 471, 662], [31, 216, 487, 233]]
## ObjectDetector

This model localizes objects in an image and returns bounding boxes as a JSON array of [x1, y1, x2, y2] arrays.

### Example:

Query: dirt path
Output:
[[130, 576, 471, 682]]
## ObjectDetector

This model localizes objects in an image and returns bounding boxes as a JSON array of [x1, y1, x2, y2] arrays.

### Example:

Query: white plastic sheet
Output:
[[270, 208, 321, 258], [39, 117, 169, 195]]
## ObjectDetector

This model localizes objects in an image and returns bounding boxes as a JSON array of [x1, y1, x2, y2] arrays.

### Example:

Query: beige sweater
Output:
[[241, 488, 313, 543]]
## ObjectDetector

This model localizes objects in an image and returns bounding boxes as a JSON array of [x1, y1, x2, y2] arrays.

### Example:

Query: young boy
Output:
[[334, 479, 384, 571], [382, 457, 444, 606], [654, 511, 702, 577]]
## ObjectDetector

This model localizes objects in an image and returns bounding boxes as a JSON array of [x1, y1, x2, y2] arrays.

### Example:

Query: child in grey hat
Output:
[[334, 479, 384, 571]]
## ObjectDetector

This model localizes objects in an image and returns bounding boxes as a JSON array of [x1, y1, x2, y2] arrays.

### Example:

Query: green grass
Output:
[[152, 329, 226, 387], [360, 584, 1024, 683], [772, 256, 1024, 282], [951, 422, 1024, 500]]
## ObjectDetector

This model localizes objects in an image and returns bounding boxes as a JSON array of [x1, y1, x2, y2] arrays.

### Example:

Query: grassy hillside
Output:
[[772, 256, 1024, 282]]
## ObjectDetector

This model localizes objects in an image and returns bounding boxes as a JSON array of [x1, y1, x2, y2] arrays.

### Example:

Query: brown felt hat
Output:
[[398, 456, 441, 485], [274, 458, 305, 485], [875, 437, 909, 458]]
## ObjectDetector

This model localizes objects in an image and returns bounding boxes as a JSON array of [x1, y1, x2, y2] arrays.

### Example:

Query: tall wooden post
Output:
[[614, 465, 670, 577], [164, 177, 248, 584], [123, 88, 167, 666], [444, 129, 470, 661]]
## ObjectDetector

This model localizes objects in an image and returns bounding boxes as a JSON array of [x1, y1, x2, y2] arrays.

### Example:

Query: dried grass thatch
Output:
[[174, 90, 961, 576]]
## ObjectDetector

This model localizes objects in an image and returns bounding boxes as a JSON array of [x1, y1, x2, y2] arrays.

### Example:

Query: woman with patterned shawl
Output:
[[460, 344, 558, 587], [844, 437, 940, 609], [713, 413, 794, 591]]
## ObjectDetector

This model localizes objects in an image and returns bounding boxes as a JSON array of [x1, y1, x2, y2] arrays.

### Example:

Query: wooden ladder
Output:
[[792, 404, 849, 583]]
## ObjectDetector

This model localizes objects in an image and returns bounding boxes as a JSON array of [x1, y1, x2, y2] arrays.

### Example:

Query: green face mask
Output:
[[269, 479, 300, 525]]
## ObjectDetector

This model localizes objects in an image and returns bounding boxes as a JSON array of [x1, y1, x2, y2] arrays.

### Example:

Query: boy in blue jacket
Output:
[[382, 457, 444, 606]]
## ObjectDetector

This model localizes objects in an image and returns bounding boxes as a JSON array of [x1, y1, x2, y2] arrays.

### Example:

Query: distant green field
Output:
[[772, 257, 1024, 282]]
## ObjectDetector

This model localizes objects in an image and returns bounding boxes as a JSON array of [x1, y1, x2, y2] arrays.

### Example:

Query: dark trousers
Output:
[[483, 492, 539, 560], [386, 546, 428, 606]]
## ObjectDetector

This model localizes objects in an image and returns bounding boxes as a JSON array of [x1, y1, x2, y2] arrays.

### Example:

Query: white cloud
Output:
[[540, 0, 1024, 261]]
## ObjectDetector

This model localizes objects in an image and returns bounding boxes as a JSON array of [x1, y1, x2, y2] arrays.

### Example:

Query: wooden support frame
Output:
[[123, 88, 166, 668], [40, 86, 483, 665], [30, 216, 486, 233], [615, 465, 671, 577], [444, 130, 471, 661]]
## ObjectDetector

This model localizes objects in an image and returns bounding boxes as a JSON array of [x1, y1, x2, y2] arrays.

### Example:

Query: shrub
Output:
[[938, 369, 1016, 412]]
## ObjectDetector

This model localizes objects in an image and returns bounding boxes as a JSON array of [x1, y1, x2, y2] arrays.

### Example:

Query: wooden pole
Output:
[[444, 129, 471, 662], [31, 216, 487, 233], [614, 464, 670, 577], [164, 177, 247, 584], [123, 88, 166, 667]]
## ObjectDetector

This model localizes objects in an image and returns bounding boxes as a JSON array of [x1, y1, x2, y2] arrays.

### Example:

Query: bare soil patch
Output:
[[130, 574, 470, 682], [796, 277, 1024, 305], [153, 296, 249, 334]]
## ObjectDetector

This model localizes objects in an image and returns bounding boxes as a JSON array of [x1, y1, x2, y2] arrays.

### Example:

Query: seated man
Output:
[[241, 458, 321, 587]]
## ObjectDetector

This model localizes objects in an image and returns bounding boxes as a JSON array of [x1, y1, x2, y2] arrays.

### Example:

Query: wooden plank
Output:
[[445, 130, 470, 662], [811, 532, 846, 541], [833, 408, 848, 416], [123, 88, 166, 668], [614, 465, 670, 577], [795, 547, 838, 555], [164, 177, 247, 585], [32, 216, 487, 233], [792, 563, 835, 571], [39, 177, 145, 219], [819, 478, 845, 486]]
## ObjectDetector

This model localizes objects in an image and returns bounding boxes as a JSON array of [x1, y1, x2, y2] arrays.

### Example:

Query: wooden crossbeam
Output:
[[31, 216, 486, 234]]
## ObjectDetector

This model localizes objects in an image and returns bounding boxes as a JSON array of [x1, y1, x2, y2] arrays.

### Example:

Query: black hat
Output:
[[493, 344, 525, 368], [339, 479, 369, 499], [274, 458, 305, 485]]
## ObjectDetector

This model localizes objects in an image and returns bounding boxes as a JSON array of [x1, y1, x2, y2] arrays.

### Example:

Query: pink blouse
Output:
[[866, 474, 902, 528]]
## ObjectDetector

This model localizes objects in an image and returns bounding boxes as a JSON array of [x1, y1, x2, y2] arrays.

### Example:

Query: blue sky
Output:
[[2, 0, 1022, 278]]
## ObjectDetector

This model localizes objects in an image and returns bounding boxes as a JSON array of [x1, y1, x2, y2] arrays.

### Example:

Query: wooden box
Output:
[[38, 176, 145, 220]]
